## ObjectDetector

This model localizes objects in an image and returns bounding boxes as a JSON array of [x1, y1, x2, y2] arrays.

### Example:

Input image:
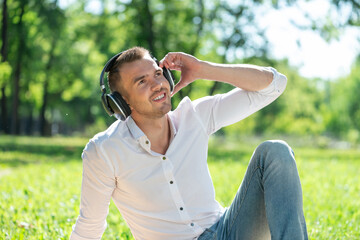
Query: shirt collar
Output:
[[126, 116, 145, 140]]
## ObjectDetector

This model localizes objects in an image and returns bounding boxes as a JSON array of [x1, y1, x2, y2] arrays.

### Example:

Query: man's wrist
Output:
[[194, 60, 215, 81]]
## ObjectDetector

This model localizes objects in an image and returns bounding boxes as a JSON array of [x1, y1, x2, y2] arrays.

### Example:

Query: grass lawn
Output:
[[0, 135, 359, 239]]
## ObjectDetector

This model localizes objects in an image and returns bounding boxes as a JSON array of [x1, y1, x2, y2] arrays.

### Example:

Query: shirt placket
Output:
[[139, 136, 203, 234], [161, 155, 203, 234], [161, 155, 190, 219], [139, 136, 152, 154]]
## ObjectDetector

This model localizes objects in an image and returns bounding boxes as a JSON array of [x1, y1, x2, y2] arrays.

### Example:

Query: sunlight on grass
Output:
[[0, 135, 359, 239]]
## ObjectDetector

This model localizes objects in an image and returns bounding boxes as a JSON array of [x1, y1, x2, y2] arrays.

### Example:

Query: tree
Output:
[[37, 0, 66, 136], [330, 0, 359, 26], [4, 0, 343, 137], [1, 0, 10, 133], [326, 57, 360, 142], [10, 0, 27, 134]]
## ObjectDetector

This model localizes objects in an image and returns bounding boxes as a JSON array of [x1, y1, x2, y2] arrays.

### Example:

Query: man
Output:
[[71, 46, 308, 240]]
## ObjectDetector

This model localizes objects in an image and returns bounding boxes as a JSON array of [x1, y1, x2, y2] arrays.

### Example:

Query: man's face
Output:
[[119, 54, 172, 120]]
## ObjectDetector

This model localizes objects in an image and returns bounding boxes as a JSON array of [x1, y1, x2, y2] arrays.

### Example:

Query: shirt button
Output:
[[162, 156, 166, 160], [180, 207, 183, 211], [190, 223, 194, 227], [145, 140, 149, 144], [170, 181, 173, 184]]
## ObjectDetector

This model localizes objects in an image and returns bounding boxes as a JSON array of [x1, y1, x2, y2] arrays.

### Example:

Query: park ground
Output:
[[0, 135, 359, 239]]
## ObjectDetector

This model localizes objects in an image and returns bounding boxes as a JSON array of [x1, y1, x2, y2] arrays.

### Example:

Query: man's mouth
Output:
[[153, 93, 165, 101]]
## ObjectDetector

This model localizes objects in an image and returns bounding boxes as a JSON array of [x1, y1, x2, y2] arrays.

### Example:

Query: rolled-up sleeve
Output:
[[193, 67, 287, 135], [70, 141, 116, 240]]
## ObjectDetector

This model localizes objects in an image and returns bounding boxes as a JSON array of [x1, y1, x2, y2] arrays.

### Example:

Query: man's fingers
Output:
[[159, 60, 164, 68], [171, 80, 187, 97], [160, 53, 185, 71], [171, 84, 181, 97], [159, 58, 168, 68], [159, 53, 174, 68]]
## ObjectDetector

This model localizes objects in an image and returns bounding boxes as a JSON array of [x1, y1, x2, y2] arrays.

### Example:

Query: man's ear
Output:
[[126, 99, 133, 111], [121, 94, 128, 103], [120, 93, 133, 111]]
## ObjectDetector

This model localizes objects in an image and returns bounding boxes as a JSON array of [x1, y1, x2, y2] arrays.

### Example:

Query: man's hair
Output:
[[108, 46, 150, 93]]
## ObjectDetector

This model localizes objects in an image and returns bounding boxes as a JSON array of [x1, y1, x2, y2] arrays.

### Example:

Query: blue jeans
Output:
[[198, 140, 308, 240]]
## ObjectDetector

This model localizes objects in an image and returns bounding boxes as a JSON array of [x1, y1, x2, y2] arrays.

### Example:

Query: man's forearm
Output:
[[196, 61, 274, 92]]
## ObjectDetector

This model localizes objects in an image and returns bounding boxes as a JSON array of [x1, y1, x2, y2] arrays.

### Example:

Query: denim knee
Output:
[[257, 140, 291, 152], [256, 140, 296, 166]]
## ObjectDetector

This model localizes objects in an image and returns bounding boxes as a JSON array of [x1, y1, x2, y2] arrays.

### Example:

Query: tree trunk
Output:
[[11, 1, 26, 135], [39, 80, 49, 136], [39, 37, 57, 136], [25, 109, 33, 135], [1, 0, 9, 133], [143, 0, 155, 55], [0, 87, 7, 132]]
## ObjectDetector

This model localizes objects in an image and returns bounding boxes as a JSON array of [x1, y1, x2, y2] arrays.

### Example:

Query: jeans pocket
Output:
[[198, 228, 216, 240]]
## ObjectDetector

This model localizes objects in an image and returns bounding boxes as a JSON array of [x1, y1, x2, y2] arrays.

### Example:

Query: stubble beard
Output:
[[132, 96, 172, 120]]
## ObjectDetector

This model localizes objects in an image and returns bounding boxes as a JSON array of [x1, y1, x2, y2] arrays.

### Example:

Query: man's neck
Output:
[[132, 114, 171, 155]]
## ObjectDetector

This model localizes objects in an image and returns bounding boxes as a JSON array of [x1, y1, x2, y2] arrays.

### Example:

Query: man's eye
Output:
[[139, 79, 145, 85], [156, 72, 162, 77]]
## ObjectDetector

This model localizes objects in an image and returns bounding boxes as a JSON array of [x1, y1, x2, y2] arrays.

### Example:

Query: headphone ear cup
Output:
[[152, 56, 175, 92], [106, 91, 131, 121], [162, 67, 174, 92], [101, 92, 114, 116]]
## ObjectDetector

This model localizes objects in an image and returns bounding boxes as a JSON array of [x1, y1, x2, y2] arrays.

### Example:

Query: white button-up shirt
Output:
[[71, 68, 287, 240]]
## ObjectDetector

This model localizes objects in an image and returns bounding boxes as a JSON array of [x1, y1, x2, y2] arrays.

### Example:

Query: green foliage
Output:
[[0, 61, 12, 87], [222, 59, 327, 137], [1, 0, 359, 141], [324, 57, 360, 142], [267, 63, 326, 135], [1, 136, 360, 239]]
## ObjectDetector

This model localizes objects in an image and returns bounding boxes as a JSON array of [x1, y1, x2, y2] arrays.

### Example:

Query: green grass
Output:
[[0, 136, 359, 239]]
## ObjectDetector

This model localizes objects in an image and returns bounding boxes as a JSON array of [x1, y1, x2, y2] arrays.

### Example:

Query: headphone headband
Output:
[[99, 52, 123, 93]]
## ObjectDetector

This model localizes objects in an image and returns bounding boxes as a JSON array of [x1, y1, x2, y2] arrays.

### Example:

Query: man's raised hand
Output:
[[159, 52, 201, 96]]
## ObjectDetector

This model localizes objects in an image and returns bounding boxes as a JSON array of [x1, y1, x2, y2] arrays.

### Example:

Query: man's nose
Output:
[[150, 78, 163, 91]]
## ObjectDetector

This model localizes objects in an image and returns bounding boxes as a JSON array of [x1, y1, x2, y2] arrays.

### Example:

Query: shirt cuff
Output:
[[257, 67, 286, 95]]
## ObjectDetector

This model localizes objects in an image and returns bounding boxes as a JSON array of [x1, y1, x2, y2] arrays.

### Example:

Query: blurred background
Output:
[[1, 1, 360, 239], [1, 0, 360, 146]]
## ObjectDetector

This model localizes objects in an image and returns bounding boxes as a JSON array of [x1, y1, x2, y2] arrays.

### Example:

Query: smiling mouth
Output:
[[153, 93, 165, 101]]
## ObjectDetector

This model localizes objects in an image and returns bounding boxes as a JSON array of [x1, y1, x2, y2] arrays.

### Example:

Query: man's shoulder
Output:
[[175, 96, 192, 109], [170, 96, 194, 117], [171, 94, 220, 115], [81, 120, 126, 171], [85, 119, 126, 151], [169, 96, 211, 128]]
